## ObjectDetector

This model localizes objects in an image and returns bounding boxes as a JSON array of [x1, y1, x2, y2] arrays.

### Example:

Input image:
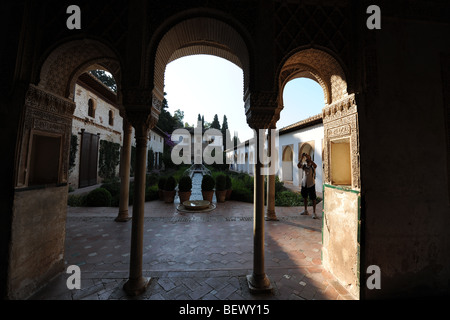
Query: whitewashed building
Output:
[[69, 72, 165, 190], [226, 114, 323, 194], [278, 114, 324, 195]]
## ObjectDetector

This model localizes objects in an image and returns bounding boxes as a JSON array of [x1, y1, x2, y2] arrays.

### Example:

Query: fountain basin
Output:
[[183, 200, 211, 211]]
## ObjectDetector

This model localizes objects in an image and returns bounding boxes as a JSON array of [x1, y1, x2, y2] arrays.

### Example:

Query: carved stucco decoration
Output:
[[151, 17, 250, 106], [322, 94, 361, 190], [38, 40, 121, 100], [279, 48, 348, 106], [15, 85, 76, 188], [123, 88, 161, 133], [277, 48, 359, 190], [245, 91, 279, 129]]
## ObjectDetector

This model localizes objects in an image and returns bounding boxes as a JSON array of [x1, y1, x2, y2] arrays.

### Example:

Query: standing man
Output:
[[298, 153, 318, 219]]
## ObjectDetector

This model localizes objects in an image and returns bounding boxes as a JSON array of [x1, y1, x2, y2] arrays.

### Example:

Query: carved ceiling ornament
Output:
[[152, 16, 251, 104], [278, 48, 348, 106], [38, 39, 121, 99]]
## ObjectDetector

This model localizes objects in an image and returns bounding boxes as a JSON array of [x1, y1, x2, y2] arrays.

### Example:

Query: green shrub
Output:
[[145, 185, 159, 201], [101, 181, 121, 198], [146, 173, 160, 187], [178, 175, 192, 192], [68, 194, 87, 207], [275, 191, 303, 207], [275, 176, 287, 194], [86, 188, 112, 207], [158, 177, 167, 190], [230, 185, 253, 203], [215, 174, 227, 191], [164, 176, 177, 191], [99, 140, 121, 180], [201, 175, 215, 191], [225, 175, 232, 190], [111, 194, 121, 207]]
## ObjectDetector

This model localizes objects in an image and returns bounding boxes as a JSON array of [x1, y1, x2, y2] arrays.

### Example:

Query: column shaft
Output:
[[116, 119, 133, 222], [247, 129, 273, 293], [123, 125, 150, 296], [266, 129, 278, 221]]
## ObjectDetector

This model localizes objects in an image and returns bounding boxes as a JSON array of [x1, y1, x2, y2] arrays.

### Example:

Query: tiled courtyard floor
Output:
[[30, 199, 356, 301]]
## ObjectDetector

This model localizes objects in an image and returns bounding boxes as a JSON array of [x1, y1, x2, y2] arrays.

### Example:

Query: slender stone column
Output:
[[123, 120, 150, 296], [247, 129, 273, 293], [115, 119, 133, 222], [266, 128, 279, 221]]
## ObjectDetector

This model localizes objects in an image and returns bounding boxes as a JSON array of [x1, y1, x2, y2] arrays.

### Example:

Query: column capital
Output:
[[245, 91, 279, 129], [123, 87, 161, 131]]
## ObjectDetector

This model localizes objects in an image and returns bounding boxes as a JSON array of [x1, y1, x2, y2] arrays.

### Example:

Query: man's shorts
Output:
[[301, 185, 317, 201]]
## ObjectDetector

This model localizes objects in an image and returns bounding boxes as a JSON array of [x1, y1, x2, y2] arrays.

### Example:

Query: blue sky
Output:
[[164, 55, 324, 142]]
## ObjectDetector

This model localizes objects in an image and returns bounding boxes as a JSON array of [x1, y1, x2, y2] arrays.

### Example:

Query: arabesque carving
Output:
[[15, 85, 75, 188]]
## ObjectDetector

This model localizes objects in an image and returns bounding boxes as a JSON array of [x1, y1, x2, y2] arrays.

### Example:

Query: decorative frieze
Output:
[[323, 93, 361, 190], [15, 85, 75, 188]]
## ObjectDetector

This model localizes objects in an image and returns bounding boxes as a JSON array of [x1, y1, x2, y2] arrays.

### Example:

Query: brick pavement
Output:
[[30, 199, 356, 301]]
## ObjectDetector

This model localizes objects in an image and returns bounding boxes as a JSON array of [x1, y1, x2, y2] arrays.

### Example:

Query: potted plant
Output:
[[225, 175, 233, 200], [178, 175, 192, 204], [158, 177, 167, 201], [201, 174, 215, 203], [215, 174, 227, 203], [163, 176, 177, 203]]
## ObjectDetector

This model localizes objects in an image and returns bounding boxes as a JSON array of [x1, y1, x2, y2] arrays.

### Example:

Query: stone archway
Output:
[[149, 16, 251, 104], [122, 14, 275, 295], [38, 39, 122, 102], [9, 39, 124, 299], [274, 48, 362, 299]]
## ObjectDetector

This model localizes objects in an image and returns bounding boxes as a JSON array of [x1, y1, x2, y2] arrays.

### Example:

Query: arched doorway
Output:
[[9, 39, 123, 299], [282, 145, 294, 181], [277, 48, 361, 298], [117, 14, 273, 295]]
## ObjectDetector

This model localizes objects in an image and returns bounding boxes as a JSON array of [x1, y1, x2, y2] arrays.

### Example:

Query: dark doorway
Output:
[[79, 132, 99, 188]]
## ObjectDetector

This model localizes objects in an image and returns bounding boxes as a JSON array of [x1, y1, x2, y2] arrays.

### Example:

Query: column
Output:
[[115, 119, 133, 222], [247, 129, 273, 293], [123, 118, 151, 296], [266, 127, 279, 221]]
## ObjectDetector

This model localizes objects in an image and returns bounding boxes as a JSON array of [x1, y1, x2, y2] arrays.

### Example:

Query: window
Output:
[[330, 138, 352, 186], [28, 134, 61, 186], [109, 110, 114, 126], [88, 99, 96, 118]]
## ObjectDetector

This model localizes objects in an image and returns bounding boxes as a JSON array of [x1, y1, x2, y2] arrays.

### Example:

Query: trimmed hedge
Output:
[[215, 174, 227, 191], [86, 188, 112, 207], [201, 175, 215, 191]]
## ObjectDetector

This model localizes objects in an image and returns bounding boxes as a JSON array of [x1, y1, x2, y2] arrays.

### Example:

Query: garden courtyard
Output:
[[30, 166, 355, 301]]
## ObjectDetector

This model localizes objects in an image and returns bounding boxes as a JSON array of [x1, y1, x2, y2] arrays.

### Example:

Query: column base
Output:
[[115, 211, 131, 222], [123, 276, 151, 297], [265, 210, 279, 221], [247, 274, 273, 294]]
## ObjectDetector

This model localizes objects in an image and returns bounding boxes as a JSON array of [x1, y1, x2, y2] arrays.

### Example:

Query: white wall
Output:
[[278, 123, 324, 194], [69, 84, 123, 189]]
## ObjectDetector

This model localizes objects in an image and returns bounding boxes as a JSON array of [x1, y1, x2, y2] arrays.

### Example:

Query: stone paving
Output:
[[30, 198, 356, 301]]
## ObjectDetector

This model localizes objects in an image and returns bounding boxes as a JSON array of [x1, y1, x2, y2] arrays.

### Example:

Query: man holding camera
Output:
[[298, 153, 318, 219]]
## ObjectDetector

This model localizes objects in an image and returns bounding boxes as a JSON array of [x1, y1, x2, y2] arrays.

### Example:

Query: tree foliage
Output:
[[89, 70, 117, 93], [210, 114, 221, 130], [157, 94, 184, 133]]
